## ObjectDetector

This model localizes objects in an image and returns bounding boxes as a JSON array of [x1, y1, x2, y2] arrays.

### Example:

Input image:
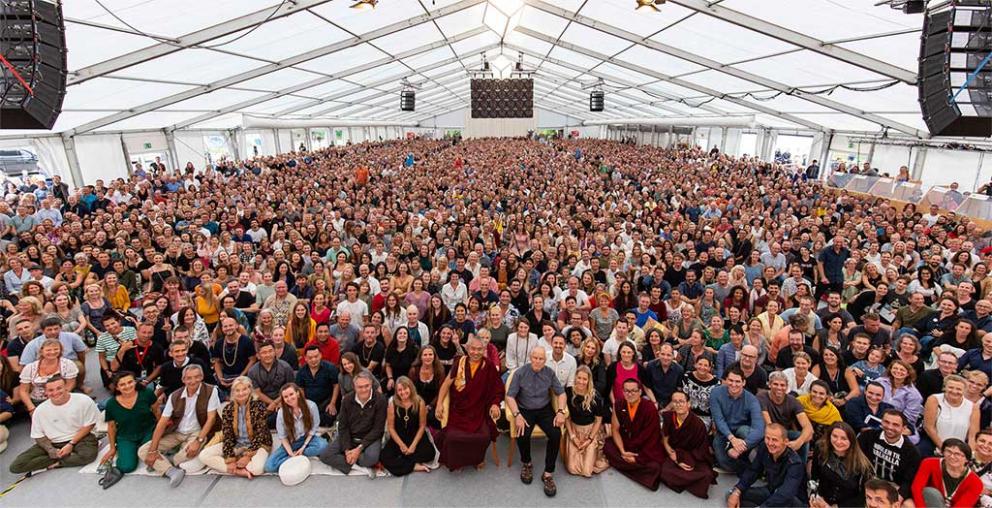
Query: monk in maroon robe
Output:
[[435, 337, 504, 471], [604, 379, 668, 491], [660, 391, 718, 499]]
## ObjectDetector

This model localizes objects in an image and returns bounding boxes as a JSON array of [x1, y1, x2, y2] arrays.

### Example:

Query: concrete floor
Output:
[[0, 356, 735, 508]]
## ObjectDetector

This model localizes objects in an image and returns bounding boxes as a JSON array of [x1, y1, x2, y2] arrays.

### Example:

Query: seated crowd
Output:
[[0, 137, 991, 507]]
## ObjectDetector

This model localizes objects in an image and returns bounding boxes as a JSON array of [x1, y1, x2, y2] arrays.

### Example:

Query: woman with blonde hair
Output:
[[380, 376, 438, 476], [192, 272, 222, 332], [5, 295, 43, 340], [200, 376, 271, 478], [563, 366, 609, 477]]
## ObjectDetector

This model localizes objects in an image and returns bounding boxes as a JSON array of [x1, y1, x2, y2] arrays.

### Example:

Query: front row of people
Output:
[[10, 341, 992, 506]]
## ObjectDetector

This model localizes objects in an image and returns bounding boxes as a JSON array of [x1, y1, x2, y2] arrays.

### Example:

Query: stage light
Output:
[[635, 0, 666, 11], [350, 0, 377, 9]]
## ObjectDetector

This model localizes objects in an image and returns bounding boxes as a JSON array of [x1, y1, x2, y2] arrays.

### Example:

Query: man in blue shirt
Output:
[[710, 367, 765, 473], [631, 294, 658, 328], [726, 423, 807, 508]]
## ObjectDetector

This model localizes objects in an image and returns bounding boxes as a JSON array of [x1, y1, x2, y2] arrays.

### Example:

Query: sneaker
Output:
[[165, 466, 186, 488], [713, 466, 734, 475], [542, 474, 557, 497], [520, 463, 533, 485]]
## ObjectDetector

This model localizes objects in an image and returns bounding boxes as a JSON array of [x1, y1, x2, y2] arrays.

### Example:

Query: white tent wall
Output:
[[463, 110, 537, 138], [277, 130, 292, 153], [174, 131, 210, 169], [920, 149, 982, 191], [867, 143, 915, 176], [74, 134, 129, 183]]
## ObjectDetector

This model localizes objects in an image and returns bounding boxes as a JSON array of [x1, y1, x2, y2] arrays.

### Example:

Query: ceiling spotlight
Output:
[[635, 0, 666, 11], [350, 0, 377, 9]]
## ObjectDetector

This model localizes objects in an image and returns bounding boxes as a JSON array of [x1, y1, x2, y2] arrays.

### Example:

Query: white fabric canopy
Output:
[[2, 0, 943, 139]]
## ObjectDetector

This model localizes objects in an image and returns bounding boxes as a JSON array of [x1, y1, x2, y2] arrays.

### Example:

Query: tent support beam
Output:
[[667, 0, 918, 84], [68, 0, 336, 85], [515, 27, 821, 130], [522, 0, 925, 137]]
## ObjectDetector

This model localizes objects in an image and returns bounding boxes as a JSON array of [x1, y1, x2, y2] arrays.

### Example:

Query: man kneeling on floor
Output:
[[319, 370, 387, 477], [9, 375, 99, 474], [138, 364, 219, 486]]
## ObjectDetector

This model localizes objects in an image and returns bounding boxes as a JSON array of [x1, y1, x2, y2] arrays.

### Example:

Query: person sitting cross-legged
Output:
[[264, 383, 327, 473], [137, 364, 219, 487], [198, 376, 271, 478], [604, 378, 667, 491], [319, 370, 387, 477], [9, 375, 99, 474], [712, 367, 766, 474]]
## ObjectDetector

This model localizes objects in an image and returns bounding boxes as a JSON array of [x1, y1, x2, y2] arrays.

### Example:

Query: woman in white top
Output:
[[19, 339, 78, 409], [782, 351, 817, 396], [922, 374, 981, 457]]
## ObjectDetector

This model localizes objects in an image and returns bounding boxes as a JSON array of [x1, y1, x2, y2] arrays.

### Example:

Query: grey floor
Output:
[[0, 356, 735, 508]]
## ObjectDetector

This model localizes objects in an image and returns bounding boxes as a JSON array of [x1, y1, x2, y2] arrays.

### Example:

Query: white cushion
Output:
[[279, 456, 312, 486]]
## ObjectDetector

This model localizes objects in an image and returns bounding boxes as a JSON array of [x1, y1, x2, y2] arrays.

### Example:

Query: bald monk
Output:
[[435, 336, 505, 471]]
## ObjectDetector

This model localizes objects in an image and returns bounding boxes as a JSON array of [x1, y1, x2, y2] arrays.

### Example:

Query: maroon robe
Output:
[[660, 410, 718, 499], [436, 356, 504, 470], [604, 397, 667, 490]]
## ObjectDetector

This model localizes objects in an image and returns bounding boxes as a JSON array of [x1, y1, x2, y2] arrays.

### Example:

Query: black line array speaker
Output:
[[919, 1, 992, 137], [400, 90, 415, 112], [0, 0, 67, 130], [470, 78, 533, 118], [590, 91, 604, 112]]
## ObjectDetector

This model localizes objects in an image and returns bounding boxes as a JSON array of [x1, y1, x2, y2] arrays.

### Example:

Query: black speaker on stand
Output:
[[919, 1, 992, 137], [1, 0, 67, 130], [400, 90, 415, 112], [590, 91, 605, 112]]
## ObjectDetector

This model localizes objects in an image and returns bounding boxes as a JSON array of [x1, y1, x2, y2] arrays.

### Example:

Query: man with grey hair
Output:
[[319, 370, 387, 477], [757, 370, 813, 463], [138, 363, 219, 487]]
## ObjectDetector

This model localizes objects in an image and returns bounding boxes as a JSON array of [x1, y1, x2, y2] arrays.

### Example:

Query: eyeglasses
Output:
[[622, 388, 640, 394]]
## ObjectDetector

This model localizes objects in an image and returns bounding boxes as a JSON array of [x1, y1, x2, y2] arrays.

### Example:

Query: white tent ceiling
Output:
[[12, 0, 933, 137]]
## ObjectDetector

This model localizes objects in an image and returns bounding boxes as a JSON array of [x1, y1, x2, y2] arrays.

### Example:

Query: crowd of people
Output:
[[0, 136, 990, 507]]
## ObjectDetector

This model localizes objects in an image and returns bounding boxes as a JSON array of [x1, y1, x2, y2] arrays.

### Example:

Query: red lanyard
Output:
[[134, 343, 151, 366]]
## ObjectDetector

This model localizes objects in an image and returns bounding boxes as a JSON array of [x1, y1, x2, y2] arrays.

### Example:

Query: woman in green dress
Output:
[[101, 371, 161, 473]]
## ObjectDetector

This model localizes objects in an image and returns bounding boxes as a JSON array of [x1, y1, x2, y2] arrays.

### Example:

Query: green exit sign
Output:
[[143, 142, 152, 149]]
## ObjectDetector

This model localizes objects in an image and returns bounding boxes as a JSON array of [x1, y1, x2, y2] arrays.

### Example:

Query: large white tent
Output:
[[2, 0, 989, 190]]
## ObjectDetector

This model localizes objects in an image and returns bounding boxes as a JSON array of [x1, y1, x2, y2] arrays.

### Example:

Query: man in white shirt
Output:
[[138, 364, 219, 487], [9, 375, 99, 473], [356, 263, 381, 297], [546, 335, 576, 388], [441, 271, 468, 312], [557, 276, 591, 311], [336, 282, 369, 327]]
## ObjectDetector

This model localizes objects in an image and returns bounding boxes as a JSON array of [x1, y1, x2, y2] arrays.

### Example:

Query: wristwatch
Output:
[[512, 411, 520, 417], [196, 436, 206, 443]]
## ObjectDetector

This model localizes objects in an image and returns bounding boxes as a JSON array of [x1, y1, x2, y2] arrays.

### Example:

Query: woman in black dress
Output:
[[380, 376, 438, 476], [409, 345, 444, 430], [384, 327, 419, 394]]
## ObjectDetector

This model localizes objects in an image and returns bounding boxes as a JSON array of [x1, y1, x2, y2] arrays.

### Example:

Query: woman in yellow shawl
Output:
[[798, 379, 842, 444]]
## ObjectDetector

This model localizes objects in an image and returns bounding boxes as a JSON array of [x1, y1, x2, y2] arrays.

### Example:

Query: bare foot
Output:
[[415, 464, 431, 473], [475, 462, 485, 471]]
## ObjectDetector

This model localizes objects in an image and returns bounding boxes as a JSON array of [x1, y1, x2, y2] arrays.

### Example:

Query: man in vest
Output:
[[137, 364, 219, 486]]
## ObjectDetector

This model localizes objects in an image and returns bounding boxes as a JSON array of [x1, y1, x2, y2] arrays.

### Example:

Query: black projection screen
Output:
[[470, 78, 534, 118]]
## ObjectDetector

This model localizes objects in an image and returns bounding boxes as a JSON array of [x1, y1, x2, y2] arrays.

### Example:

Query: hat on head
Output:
[[279, 456, 312, 486]]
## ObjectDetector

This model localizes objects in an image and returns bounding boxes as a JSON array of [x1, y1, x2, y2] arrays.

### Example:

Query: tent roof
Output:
[[21, 0, 932, 136]]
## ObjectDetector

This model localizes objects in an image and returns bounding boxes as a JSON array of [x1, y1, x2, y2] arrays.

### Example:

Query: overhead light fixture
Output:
[[350, 0, 377, 9], [635, 0, 666, 11]]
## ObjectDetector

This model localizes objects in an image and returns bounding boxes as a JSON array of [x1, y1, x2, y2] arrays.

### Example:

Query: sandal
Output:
[[520, 463, 533, 485], [100, 467, 124, 490], [542, 474, 557, 497]]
